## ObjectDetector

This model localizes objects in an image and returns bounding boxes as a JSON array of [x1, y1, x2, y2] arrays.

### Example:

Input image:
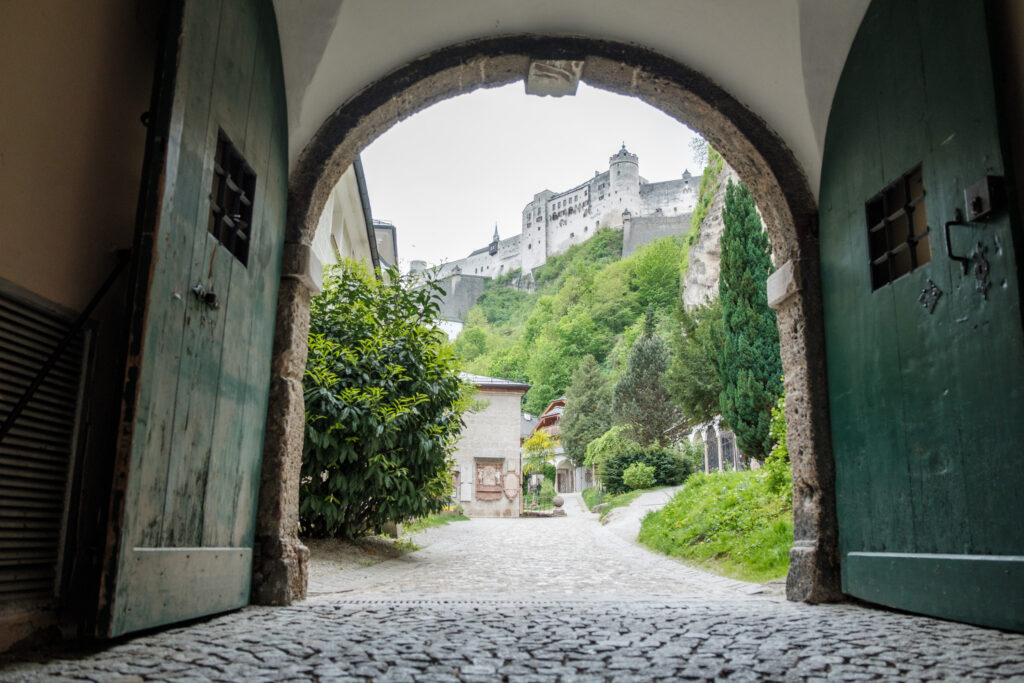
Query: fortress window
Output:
[[527, 244, 532, 249], [570, 232, 575, 238]]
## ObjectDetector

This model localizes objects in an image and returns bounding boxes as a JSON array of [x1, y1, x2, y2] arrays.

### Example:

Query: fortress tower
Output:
[[608, 143, 641, 214]]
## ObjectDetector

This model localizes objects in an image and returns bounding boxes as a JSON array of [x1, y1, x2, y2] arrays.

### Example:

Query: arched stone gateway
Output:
[[256, 35, 839, 606]]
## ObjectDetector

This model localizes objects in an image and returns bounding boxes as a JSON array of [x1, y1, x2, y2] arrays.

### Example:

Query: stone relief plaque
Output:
[[502, 471, 520, 500], [475, 461, 503, 501]]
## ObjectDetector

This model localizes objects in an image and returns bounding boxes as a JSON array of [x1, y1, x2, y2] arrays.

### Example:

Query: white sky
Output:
[[360, 82, 705, 269]]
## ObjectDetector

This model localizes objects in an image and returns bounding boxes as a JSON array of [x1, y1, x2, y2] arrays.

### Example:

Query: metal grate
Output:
[[866, 165, 931, 290], [0, 290, 86, 603], [208, 129, 257, 267]]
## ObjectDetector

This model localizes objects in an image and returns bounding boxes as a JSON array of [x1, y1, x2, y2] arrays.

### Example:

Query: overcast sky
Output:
[[360, 82, 704, 269]]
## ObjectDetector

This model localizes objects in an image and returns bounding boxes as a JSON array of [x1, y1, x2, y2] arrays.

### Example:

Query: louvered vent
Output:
[[0, 290, 86, 604]]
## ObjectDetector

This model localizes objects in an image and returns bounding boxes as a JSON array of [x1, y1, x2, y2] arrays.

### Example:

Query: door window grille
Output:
[[866, 165, 930, 290], [208, 130, 256, 267]]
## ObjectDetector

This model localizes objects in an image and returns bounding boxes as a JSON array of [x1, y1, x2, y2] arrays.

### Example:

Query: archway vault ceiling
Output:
[[273, 0, 869, 199]]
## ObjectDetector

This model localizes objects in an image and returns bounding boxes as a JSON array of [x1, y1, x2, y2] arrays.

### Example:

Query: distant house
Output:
[[453, 374, 530, 517], [520, 413, 536, 445], [530, 397, 593, 493]]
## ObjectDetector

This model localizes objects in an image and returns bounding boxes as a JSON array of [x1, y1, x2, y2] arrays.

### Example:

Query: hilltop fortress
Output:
[[411, 145, 699, 284]]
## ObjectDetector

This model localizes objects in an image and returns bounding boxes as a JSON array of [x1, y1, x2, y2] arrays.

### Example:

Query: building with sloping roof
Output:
[[453, 374, 530, 517]]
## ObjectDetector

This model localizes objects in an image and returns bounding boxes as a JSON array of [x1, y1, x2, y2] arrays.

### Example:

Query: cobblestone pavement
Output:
[[3, 495, 1023, 681]]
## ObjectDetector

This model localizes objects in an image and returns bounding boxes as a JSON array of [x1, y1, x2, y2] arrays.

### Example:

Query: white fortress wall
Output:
[[639, 173, 698, 216], [428, 146, 700, 292]]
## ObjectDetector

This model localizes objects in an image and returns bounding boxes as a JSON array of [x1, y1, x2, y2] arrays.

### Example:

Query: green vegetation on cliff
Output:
[[456, 229, 685, 414]]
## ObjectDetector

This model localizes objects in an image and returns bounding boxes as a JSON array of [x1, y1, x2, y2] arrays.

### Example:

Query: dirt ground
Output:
[[303, 535, 406, 588]]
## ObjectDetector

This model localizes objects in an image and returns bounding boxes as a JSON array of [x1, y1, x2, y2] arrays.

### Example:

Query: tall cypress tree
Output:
[[613, 310, 678, 446], [560, 355, 613, 466], [717, 180, 782, 461]]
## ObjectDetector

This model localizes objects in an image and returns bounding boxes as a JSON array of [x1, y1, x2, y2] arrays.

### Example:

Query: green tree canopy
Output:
[[612, 310, 679, 446], [665, 298, 724, 425], [559, 355, 613, 467], [301, 261, 467, 539], [717, 180, 782, 460]]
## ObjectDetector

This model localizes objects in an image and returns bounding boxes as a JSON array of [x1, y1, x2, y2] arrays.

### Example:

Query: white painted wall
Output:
[[310, 165, 374, 268]]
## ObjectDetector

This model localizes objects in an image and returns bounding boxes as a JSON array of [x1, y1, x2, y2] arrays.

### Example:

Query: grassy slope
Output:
[[582, 486, 668, 521], [637, 470, 792, 583], [402, 512, 470, 534]]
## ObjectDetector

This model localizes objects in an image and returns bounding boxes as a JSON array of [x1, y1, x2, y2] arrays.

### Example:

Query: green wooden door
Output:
[[820, 0, 1024, 631], [102, 0, 286, 637]]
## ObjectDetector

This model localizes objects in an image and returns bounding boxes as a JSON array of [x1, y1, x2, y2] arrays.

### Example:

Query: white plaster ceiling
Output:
[[273, 0, 870, 199]]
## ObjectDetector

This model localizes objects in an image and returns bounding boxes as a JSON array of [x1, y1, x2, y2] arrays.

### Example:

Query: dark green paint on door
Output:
[[104, 0, 287, 637], [820, 0, 1024, 632]]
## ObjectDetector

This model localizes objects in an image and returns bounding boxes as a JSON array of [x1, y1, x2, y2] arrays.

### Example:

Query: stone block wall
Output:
[[622, 213, 692, 258], [435, 274, 488, 322]]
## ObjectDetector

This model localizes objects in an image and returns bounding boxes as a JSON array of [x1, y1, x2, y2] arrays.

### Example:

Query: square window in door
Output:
[[866, 165, 930, 290], [208, 130, 257, 267]]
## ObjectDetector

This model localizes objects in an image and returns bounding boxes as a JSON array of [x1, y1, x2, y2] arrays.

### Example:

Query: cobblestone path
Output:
[[3, 495, 1023, 681]]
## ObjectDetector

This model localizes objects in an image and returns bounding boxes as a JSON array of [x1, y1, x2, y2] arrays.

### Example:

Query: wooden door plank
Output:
[[203, 4, 278, 547], [845, 552, 1024, 632], [232, 126, 286, 548], [113, 547, 251, 637], [917, 0, 1024, 557], [161, 0, 260, 547], [876, 0, 968, 556], [122, 0, 224, 550], [819, 10, 914, 561], [231, 11, 288, 547]]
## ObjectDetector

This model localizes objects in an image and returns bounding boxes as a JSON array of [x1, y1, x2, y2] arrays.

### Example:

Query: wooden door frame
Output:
[[96, 0, 184, 637]]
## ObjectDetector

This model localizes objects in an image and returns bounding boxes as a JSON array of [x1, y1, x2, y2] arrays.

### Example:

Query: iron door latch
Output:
[[191, 283, 219, 309]]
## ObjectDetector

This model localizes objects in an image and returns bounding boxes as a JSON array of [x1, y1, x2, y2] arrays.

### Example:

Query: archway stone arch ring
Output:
[[255, 34, 841, 606]]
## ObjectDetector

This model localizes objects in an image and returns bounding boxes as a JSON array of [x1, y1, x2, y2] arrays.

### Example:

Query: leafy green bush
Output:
[[584, 425, 641, 470], [623, 462, 656, 490], [602, 446, 691, 494], [638, 470, 793, 583], [301, 261, 467, 540]]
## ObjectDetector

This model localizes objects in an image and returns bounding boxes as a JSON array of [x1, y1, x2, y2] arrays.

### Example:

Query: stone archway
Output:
[[254, 35, 839, 606]]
